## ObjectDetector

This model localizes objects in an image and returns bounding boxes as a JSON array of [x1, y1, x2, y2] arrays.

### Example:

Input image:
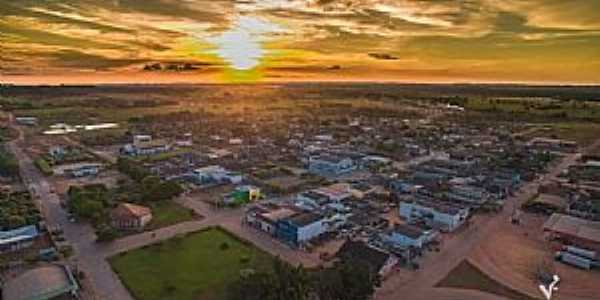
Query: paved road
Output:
[[8, 114, 132, 300], [375, 150, 584, 300]]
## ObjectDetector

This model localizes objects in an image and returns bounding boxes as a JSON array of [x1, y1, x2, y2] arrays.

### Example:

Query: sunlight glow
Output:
[[209, 16, 282, 70]]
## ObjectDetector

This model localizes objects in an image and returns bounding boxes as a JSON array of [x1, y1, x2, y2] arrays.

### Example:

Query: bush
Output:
[[34, 157, 53, 176], [95, 225, 118, 243], [220, 242, 230, 251]]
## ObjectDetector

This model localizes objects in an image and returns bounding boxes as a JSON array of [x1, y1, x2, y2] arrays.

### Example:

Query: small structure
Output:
[[543, 213, 600, 251], [336, 240, 398, 277], [223, 185, 261, 206], [110, 203, 153, 230], [15, 117, 38, 126], [64, 163, 101, 178], [308, 154, 355, 177], [2, 264, 79, 300], [0, 225, 39, 253]]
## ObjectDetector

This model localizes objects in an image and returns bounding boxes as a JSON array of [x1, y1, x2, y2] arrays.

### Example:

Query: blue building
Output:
[[276, 212, 326, 246]]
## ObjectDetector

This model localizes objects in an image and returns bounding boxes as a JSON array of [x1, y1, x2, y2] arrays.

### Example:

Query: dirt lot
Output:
[[468, 213, 600, 300]]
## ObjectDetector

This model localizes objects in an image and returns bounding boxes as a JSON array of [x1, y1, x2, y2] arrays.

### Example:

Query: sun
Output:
[[210, 16, 283, 73]]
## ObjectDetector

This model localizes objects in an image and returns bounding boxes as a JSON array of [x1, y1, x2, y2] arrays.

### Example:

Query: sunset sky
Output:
[[1, 0, 599, 84]]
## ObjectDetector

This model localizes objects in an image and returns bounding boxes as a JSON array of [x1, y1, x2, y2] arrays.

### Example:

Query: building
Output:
[[15, 117, 38, 126], [65, 163, 101, 178], [447, 185, 489, 206], [223, 185, 261, 205], [529, 137, 577, 152], [308, 154, 355, 177], [0, 225, 39, 253], [381, 224, 430, 249], [245, 205, 297, 235], [123, 135, 170, 156], [543, 213, 600, 251], [110, 203, 153, 230], [399, 200, 469, 232], [191, 165, 243, 184], [336, 240, 398, 277], [2, 264, 79, 300], [276, 212, 326, 246]]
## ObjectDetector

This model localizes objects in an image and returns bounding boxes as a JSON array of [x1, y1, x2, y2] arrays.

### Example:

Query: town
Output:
[[1, 84, 599, 300]]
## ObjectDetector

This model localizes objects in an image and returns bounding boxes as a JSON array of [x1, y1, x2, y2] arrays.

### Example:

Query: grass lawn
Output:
[[110, 227, 274, 300], [146, 201, 196, 230], [435, 260, 539, 300]]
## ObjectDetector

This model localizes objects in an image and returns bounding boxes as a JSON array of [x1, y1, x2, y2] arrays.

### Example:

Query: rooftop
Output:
[[2, 264, 78, 300], [543, 213, 600, 244]]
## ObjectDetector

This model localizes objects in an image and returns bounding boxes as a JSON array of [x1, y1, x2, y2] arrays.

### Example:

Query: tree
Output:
[[228, 258, 311, 300], [228, 259, 379, 300], [313, 262, 380, 300]]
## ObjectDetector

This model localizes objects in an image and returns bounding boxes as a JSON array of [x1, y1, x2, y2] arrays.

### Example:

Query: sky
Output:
[[1, 0, 599, 84]]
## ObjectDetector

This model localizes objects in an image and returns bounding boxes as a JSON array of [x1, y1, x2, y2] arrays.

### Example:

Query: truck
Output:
[[555, 251, 592, 270], [564, 246, 597, 260]]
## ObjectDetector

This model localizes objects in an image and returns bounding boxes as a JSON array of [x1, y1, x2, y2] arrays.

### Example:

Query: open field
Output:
[[468, 213, 600, 300], [146, 201, 197, 230], [110, 227, 274, 300]]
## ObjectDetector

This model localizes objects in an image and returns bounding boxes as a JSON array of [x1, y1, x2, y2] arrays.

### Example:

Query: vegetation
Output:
[[34, 157, 53, 175], [146, 201, 195, 230], [0, 191, 41, 230], [229, 260, 380, 300], [117, 157, 151, 182], [67, 184, 109, 224], [0, 145, 19, 179], [110, 228, 275, 300]]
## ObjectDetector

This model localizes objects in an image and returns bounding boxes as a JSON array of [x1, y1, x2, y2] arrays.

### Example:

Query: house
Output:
[[175, 133, 193, 147], [65, 163, 101, 178], [529, 137, 577, 152], [245, 205, 297, 235], [123, 135, 170, 156], [447, 185, 489, 206], [308, 154, 355, 177], [543, 213, 600, 251], [15, 117, 38, 126], [336, 240, 398, 277], [296, 183, 353, 208], [110, 203, 153, 230], [48, 146, 66, 161], [223, 185, 261, 205], [191, 165, 243, 185], [2, 264, 79, 300], [0, 225, 39, 253], [276, 212, 327, 246], [399, 199, 469, 232], [381, 224, 431, 249]]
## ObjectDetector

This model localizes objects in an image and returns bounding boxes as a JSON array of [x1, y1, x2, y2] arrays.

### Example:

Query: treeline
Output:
[[228, 258, 380, 300]]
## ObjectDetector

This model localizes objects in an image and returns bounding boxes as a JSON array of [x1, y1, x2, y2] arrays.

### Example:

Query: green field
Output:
[[110, 227, 274, 300], [146, 201, 196, 230]]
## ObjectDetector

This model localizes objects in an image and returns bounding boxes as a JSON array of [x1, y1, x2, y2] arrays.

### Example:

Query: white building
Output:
[[381, 224, 429, 249], [399, 200, 469, 232], [192, 166, 242, 184]]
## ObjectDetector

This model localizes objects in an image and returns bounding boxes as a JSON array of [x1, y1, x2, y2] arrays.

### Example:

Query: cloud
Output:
[[1, 0, 599, 83]]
